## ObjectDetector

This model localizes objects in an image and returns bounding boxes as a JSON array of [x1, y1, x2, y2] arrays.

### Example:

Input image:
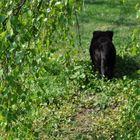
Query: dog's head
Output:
[[93, 31, 113, 41]]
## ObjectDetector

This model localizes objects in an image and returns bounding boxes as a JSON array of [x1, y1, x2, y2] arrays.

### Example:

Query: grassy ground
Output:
[[1, 0, 140, 139]]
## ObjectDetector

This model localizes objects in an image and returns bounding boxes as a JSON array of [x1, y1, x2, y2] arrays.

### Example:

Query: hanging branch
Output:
[[2, 0, 26, 30], [12, 0, 26, 16], [75, 10, 82, 47]]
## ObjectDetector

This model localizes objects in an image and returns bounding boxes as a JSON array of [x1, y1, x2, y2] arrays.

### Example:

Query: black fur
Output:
[[89, 31, 116, 79]]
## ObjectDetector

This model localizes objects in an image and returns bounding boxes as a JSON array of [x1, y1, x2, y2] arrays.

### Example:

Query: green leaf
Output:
[[135, 88, 140, 96], [0, 15, 6, 23], [0, 69, 3, 78], [7, 18, 13, 35]]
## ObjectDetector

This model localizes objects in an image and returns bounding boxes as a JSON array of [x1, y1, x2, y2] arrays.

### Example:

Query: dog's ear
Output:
[[106, 31, 113, 40], [93, 31, 102, 40]]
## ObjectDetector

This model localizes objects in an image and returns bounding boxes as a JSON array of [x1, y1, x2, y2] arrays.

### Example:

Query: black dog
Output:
[[89, 31, 116, 79]]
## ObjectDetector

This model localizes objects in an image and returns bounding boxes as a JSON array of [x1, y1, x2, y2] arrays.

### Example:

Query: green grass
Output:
[[1, 0, 140, 139]]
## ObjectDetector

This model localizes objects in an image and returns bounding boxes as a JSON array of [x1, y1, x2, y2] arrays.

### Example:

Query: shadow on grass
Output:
[[115, 55, 140, 79]]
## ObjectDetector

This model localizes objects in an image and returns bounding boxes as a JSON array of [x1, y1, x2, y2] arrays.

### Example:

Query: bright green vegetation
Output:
[[0, 0, 140, 139]]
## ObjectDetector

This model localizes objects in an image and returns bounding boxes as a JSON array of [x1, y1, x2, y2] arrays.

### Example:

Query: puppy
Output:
[[89, 31, 116, 79]]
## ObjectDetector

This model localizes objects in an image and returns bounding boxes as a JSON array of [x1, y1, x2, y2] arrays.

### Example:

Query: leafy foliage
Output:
[[0, 0, 83, 138]]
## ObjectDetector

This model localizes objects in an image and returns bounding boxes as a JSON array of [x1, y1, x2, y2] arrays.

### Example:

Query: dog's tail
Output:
[[100, 52, 106, 77]]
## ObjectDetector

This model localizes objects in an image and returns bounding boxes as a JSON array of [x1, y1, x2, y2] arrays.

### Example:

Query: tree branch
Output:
[[2, 0, 26, 30], [75, 10, 82, 47], [12, 0, 26, 16]]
